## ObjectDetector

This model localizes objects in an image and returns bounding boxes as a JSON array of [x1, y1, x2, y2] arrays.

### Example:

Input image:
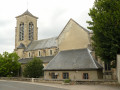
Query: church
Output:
[[15, 10, 103, 80]]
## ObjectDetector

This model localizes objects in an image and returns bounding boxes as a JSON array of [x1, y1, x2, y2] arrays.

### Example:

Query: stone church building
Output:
[[15, 10, 103, 80]]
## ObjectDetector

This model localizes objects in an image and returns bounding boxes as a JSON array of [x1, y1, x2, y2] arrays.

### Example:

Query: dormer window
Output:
[[29, 22, 34, 40], [19, 22, 24, 40]]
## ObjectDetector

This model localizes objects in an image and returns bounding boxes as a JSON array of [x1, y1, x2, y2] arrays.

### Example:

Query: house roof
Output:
[[44, 48, 103, 71], [25, 37, 57, 51], [18, 56, 55, 64], [16, 10, 38, 19]]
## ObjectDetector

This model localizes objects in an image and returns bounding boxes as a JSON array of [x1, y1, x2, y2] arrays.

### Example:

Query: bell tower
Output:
[[15, 10, 38, 50]]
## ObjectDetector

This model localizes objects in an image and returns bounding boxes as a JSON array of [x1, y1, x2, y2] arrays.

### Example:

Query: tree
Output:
[[0, 52, 21, 77], [87, 0, 120, 68], [23, 57, 44, 78]]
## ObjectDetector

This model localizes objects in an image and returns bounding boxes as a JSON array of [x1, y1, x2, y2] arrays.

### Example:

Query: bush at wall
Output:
[[64, 79, 71, 83], [23, 57, 44, 78]]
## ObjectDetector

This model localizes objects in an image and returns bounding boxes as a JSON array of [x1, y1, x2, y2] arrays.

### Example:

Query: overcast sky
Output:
[[0, 0, 95, 54]]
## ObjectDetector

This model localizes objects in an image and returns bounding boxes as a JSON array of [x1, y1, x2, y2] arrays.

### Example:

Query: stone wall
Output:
[[117, 54, 120, 84], [44, 70, 103, 81], [24, 47, 57, 58], [0, 77, 118, 85], [15, 15, 38, 49], [58, 19, 91, 51]]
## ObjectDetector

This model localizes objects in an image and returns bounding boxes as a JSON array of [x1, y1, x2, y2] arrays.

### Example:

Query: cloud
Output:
[[0, 20, 11, 27], [0, 45, 14, 54], [0, 0, 95, 54]]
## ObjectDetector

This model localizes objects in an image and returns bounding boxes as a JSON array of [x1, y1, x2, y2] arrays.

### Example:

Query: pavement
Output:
[[0, 80, 120, 90], [0, 80, 66, 90], [30, 82, 120, 90]]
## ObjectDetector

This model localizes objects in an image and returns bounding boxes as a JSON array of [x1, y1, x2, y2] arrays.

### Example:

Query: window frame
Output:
[[51, 72, 57, 79], [19, 22, 24, 41], [29, 22, 34, 40], [28, 52, 31, 57], [83, 73, 89, 79], [62, 72, 69, 79], [50, 50, 52, 56], [38, 51, 41, 57]]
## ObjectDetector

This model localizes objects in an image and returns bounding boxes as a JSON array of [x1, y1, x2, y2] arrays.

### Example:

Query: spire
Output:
[[16, 10, 38, 19], [22, 10, 33, 16]]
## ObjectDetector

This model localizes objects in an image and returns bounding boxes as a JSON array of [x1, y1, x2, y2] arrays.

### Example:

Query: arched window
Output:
[[19, 22, 24, 40], [50, 50, 52, 56], [38, 51, 41, 57], [29, 22, 34, 40], [28, 52, 31, 57]]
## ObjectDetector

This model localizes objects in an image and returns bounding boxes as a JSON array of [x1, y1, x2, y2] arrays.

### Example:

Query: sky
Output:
[[0, 0, 95, 54]]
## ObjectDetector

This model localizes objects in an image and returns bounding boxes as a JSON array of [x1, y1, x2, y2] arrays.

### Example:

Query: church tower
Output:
[[15, 10, 38, 49], [15, 10, 38, 58]]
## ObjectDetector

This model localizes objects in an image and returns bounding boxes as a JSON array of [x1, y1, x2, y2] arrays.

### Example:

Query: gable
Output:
[[57, 19, 91, 51], [58, 19, 90, 39]]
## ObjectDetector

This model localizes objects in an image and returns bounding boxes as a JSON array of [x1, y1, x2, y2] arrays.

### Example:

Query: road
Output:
[[0, 80, 120, 90], [0, 80, 67, 90]]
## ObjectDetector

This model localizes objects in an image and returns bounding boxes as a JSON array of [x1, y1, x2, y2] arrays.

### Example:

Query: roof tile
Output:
[[44, 48, 103, 71]]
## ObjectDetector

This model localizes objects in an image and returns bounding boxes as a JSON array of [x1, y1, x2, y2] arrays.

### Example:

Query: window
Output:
[[51, 73, 57, 79], [63, 72, 69, 79], [50, 50, 52, 56], [29, 22, 34, 40], [28, 52, 31, 57], [83, 73, 89, 79], [19, 22, 24, 40], [38, 51, 41, 56], [105, 62, 111, 71]]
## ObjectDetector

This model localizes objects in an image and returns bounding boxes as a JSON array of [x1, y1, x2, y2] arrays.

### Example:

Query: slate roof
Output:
[[44, 48, 103, 71], [25, 37, 57, 51], [17, 43, 25, 49], [16, 10, 38, 19], [18, 56, 54, 64]]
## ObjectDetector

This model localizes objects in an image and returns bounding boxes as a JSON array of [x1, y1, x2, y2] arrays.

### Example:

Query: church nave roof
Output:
[[25, 37, 57, 51]]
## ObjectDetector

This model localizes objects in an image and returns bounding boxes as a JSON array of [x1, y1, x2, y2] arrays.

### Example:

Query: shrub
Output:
[[23, 57, 44, 78], [64, 79, 71, 83]]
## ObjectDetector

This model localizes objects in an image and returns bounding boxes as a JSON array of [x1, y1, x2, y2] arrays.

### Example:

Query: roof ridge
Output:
[[34, 37, 57, 42], [70, 18, 92, 34], [60, 48, 87, 52], [87, 48, 98, 68]]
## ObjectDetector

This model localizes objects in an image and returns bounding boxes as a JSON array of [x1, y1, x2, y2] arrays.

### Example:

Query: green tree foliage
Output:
[[87, 0, 120, 67], [23, 57, 44, 78], [0, 52, 21, 77]]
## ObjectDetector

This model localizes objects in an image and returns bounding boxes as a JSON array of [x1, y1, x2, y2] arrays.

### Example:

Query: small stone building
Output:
[[44, 48, 103, 81]]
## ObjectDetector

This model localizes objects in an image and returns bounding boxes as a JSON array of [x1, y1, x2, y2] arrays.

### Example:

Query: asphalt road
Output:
[[0, 80, 67, 90]]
